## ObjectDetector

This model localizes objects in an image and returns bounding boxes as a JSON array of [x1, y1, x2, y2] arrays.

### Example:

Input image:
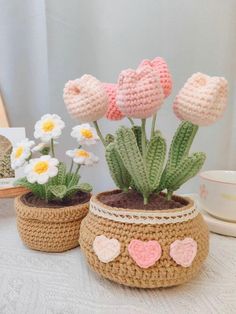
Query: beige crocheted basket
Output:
[[15, 193, 90, 253], [80, 190, 209, 288]]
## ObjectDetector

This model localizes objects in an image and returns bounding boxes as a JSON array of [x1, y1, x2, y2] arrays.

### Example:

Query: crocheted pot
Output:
[[15, 193, 90, 253], [80, 191, 209, 288]]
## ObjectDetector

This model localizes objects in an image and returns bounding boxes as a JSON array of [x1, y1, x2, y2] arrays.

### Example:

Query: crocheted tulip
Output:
[[138, 57, 172, 98], [103, 83, 124, 121], [116, 66, 164, 119], [63, 75, 108, 123], [173, 73, 228, 126]]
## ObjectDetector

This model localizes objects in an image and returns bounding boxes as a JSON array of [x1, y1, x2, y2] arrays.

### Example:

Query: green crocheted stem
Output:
[[93, 121, 106, 146], [146, 134, 166, 192], [105, 142, 131, 191], [165, 152, 206, 192], [115, 126, 150, 202], [151, 113, 157, 138], [141, 119, 147, 161]]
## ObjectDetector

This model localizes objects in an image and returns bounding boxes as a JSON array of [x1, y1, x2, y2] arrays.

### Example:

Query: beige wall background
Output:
[[1, 0, 236, 193]]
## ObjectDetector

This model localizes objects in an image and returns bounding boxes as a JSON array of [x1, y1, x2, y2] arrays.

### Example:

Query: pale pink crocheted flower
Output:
[[173, 73, 228, 126], [102, 83, 124, 121], [116, 66, 164, 119], [138, 57, 172, 98], [63, 75, 108, 123]]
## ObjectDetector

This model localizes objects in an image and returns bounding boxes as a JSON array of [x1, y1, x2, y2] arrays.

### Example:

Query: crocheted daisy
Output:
[[66, 149, 99, 166], [24, 155, 59, 184], [71, 123, 99, 146], [34, 114, 65, 142], [11, 138, 35, 170]]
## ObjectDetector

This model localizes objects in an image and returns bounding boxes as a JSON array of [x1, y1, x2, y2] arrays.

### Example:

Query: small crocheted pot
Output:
[[80, 191, 209, 288], [15, 193, 90, 253]]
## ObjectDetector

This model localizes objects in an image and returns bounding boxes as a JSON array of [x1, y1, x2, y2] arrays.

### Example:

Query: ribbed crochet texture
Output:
[[173, 72, 228, 126], [103, 83, 124, 121], [116, 66, 164, 119], [63, 75, 108, 123], [15, 194, 89, 252], [138, 57, 172, 98], [80, 192, 209, 288]]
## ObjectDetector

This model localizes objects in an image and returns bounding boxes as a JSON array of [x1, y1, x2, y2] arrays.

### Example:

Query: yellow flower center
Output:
[[75, 150, 89, 158], [81, 129, 93, 139], [34, 161, 49, 174], [15, 146, 24, 158], [42, 119, 55, 132]]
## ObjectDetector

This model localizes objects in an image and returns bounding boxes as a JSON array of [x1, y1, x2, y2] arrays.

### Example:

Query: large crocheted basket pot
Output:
[[80, 190, 209, 288], [15, 192, 90, 253]]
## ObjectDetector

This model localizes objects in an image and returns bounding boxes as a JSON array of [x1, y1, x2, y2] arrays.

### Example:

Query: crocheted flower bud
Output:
[[138, 57, 172, 98], [116, 66, 164, 119], [102, 83, 124, 121], [63, 75, 108, 123], [173, 73, 228, 126]]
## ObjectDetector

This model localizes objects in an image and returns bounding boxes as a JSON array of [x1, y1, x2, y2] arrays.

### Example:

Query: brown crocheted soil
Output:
[[99, 190, 188, 210], [22, 191, 90, 208]]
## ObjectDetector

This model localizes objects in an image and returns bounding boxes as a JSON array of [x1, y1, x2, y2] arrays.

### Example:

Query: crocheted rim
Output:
[[90, 190, 197, 225], [15, 193, 90, 223]]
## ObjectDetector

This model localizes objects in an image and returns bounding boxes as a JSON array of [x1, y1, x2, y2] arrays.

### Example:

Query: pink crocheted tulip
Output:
[[102, 83, 124, 121], [116, 66, 164, 119], [173, 73, 228, 126], [138, 57, 172, 98], [63, 75, 108, 123]]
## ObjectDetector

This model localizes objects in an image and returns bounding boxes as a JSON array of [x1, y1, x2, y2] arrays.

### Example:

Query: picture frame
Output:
[[0, 127, 26, 188]]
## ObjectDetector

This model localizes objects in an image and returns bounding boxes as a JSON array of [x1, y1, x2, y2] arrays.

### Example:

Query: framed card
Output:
[[0, 128, 26, 188]]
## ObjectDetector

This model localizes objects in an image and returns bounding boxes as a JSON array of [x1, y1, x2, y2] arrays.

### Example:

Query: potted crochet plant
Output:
[[64, 57, 228, 287], [13, 114, 99, 252]]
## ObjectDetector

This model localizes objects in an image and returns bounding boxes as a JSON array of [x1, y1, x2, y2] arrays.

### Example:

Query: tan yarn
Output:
[[15, 193, 89, 253], [80, 191, 209, 288]]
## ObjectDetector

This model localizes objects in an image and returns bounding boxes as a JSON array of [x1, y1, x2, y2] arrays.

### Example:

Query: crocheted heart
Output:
[[170, 238, 197, 267], [116, 66, 164, 119], [128, 240, 162, 268], [93, 235, 121, 263]]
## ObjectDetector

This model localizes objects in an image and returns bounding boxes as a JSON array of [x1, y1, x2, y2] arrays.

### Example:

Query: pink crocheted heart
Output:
[[93, 235, 121, 263], [102, 83, 124, 121], [116, 66, 164, 119], [138, 57, 172, 98], [128, 239, 162, 268], [170, 238, 197, 267]]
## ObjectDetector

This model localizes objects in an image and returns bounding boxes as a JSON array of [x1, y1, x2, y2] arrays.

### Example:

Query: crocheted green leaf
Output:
[[115, 126, 150, 200], [165, 121, 198, 172], [65, 186, 79, 199], [65, 172, 80, 187], [105, 142, 131, 191], [146, 135, 166, 191], [14, 177, 45, 199], [131, 126, 143, 154], [48, 185, 67, 199], [165, 152, 206, 191], [78, 182, 92, 193], [105, 133, 115, 145], [56, 162, 67, 185]]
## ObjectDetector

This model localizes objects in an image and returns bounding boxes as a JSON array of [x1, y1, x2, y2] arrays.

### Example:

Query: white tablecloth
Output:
[[0, 199, 236, 314]]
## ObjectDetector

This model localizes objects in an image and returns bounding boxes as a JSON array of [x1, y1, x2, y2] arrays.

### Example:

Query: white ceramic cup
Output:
[[199, 170, 236, 222]]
